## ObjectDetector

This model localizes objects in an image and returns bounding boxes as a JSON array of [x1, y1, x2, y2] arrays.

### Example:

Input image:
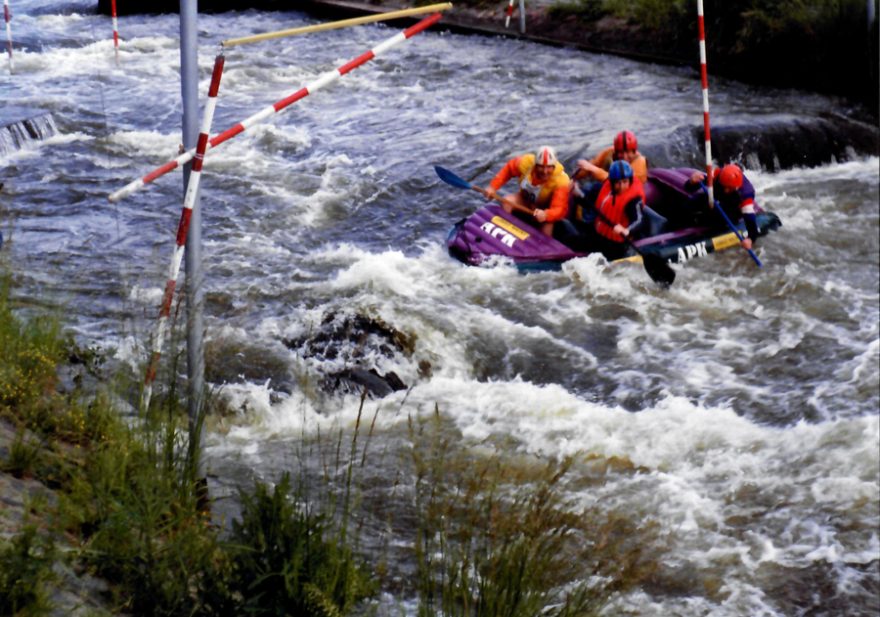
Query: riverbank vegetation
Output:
[[0, 275, 372, 615], [449, 0, 878, 114], [553, 0, 878, 113], [0, 274, 663, 615]]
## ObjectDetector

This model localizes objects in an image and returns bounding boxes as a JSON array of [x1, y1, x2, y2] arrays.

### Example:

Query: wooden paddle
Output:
[[435, 166, 674, 287]]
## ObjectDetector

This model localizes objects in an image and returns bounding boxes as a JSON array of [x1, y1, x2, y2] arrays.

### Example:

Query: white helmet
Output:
[[534, 145, 558, 167]]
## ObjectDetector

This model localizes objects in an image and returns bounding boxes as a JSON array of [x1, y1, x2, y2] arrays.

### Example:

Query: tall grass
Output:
[[0, 277, 67, 424], [0, 524, 56, 616], [408, 407, 662, 617], [2, 272, 667, 615], [0, 275, 373, 616]]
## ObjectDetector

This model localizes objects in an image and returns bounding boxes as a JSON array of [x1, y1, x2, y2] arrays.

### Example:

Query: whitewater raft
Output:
[[446, 168, 782, 272]]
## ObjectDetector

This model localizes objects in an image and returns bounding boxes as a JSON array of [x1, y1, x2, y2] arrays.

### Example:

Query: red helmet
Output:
[[717, 164, 744, 190], [613, 130, 638, 154]]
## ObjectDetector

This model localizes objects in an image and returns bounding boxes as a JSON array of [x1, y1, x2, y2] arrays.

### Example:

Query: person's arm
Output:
[[632, 155, 648, 184], [589, 147, 613, 182], [573, 147, 613, 182], [574, 158, 606, 182], [616, 198, 649, 238], [686, 170, 706, 190], [739, 195, 759, 243], [537, 184, 570, 222], [486, 157, 521, 199]]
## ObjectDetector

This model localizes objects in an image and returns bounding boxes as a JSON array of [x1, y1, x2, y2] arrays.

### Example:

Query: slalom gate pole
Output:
[[518, 0, 525, 33], [222, 2, 450, 47], [111, 0, 119, 65], [697, 0, 761, 268], [141, 53, 225, 413], [109, 11, 443, 203], [696, 0, 715, 210], [504, 0, 514, 28], [4, 0, 12, 73]]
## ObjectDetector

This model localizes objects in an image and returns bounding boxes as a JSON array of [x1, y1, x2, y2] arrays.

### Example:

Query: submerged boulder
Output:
[[283, 311, 420, 398]]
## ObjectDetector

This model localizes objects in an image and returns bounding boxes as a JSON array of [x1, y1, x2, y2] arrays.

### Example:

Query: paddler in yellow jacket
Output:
[[484, 145, 570, 237]]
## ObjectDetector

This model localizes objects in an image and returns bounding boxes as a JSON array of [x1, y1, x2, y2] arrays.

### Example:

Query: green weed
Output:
[[0, 525, 57, 616], [217, 471, 374, 616], [409, 407, 662, 617]]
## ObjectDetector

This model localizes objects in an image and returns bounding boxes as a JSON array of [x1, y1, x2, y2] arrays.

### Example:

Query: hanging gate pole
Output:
[[141, 54, 225, 413], [4, 0, 12, 73], [108, 11, 445, 203], [111, 0, 119, 64], [696, 0, 715, 210], [222, 2, 450, 47], [696, 0, 762, 267]]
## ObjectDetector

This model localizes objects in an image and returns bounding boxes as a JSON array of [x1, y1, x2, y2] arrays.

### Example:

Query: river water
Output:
[[2, 1, 879, 614]]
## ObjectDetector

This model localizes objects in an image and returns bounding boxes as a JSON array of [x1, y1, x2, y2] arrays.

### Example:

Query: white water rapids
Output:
[[1, 1, 878, 614]]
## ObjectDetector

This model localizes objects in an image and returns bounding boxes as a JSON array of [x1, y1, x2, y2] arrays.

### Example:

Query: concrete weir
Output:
[[0, 111, 58, 157]]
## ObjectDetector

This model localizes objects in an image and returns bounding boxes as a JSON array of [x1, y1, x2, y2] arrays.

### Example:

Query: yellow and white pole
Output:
[[221, 2, 451, 47]]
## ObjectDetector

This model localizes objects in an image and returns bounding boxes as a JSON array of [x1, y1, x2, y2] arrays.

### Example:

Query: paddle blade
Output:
[[434, 166, 473, 190], [642, 253, 676, 287]]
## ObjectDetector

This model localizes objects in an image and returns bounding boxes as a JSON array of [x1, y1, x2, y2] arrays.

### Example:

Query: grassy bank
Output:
[[0, 275, 664, 615], [0, 276, 373, 616]]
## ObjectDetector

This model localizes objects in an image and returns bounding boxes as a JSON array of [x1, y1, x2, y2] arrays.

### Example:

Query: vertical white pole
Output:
[[4, 0, 12, 73], [180, 0, 206, 486]]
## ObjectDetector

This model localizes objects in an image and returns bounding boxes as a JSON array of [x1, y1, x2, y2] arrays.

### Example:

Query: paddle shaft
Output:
[[592, 207, 675, 286], [470, 185, 536, 217], [434, 165, 541, 218], [712, 200, 763, 267], [592, 208, 639, 251]]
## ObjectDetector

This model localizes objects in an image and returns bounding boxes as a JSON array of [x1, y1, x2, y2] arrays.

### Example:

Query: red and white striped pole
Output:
[[697, 0, 715, 208], [697, 0, 762, 267], [109, 11, 443, 203], [141, 54, 225, 412], [111, 0, 119, 65], [4, 0, 12, 73], [504, 0, 515, 28]]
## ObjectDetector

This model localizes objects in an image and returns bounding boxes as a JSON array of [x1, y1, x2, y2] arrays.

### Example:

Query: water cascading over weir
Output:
[[0, 111, 57, 157]]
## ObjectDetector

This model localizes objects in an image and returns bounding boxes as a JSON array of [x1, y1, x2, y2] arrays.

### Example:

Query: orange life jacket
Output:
[[594, 178, 646, 243]]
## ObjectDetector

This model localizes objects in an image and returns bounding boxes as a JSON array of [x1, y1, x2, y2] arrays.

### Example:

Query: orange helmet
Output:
[[613, 130, 638, 154], [717, 164, 744, 190], [534, 145, 558, 167]]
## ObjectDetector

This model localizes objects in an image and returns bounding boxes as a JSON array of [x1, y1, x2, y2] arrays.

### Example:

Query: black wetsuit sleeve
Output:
[[743, 212, 759, 242], [625, 199, 649, 238]]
